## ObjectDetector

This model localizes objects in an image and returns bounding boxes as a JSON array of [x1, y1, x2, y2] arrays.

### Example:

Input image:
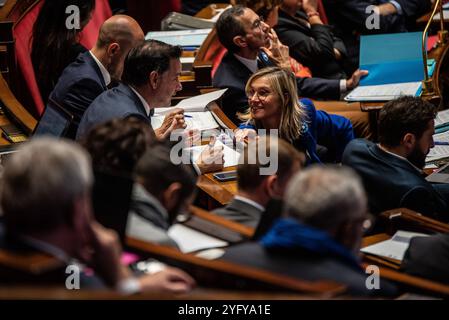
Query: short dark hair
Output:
[[82, 116, 156, 175], [378, 96, 437, 147], [122, 40, 182, 87], [216, 5, 247, 53], [134, 144, 196, 203], [237, 136, 304, 192]]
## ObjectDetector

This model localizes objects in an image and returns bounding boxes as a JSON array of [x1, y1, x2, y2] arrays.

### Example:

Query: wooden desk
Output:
[[195, 103, 238, 207], [195, 3, 231, 20], [361, 233, 401, 270], [197, 166, 237, 206], [380, 208, 449, 234]]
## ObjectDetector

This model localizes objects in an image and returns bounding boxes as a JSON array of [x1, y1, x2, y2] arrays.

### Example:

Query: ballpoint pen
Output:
[[434, 141, 449, 145]]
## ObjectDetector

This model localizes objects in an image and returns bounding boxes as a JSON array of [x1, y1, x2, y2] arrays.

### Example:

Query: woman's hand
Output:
[[234, 128, 257, 144]]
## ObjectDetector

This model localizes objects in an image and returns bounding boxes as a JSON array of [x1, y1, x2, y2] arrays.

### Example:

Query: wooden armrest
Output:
[[0, 249, 63, 275], [126, 237, 347, 296], [0, 74, 37, 134], [190, 205, 254, 238], [380, 208, 449, 234], [362, 262, 449, 297]]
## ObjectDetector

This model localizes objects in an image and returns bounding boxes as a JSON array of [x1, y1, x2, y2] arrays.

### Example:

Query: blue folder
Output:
[[359, 32, 425, 86]]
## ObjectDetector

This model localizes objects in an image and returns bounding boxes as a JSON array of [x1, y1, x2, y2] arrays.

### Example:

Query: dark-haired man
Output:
[[343, 96, 449, 220], [127, 144, 197, 247], [77, 40, 185, 141], [212, 5, 367, 125], [213, 136, 304, 228], [77, 40, 223, 174]]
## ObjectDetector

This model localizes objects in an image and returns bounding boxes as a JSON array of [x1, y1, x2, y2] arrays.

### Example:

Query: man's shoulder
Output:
[[53, 53, 103, 93], [213, 53, 247, 84], [344, 138, 375, 156]]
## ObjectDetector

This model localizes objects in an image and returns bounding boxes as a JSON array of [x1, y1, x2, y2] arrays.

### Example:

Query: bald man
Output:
[[46, 15, 145, 139]]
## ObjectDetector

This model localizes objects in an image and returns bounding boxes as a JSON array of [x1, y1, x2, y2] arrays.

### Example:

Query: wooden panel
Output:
[[0, 73, 37, 135]]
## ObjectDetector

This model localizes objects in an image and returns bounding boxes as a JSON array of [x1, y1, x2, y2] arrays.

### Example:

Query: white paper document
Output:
[[426, 131, 449, 162], [145, 29, 212, 47], [168, 224, 228, 253], [185, 139, 241, 168], [344, 82, 422, 102], [151, 111, 219, 131], [434, 10, 449, 21], [154, 89, 228, 114], [361, 231, 429, 261], [435, 109, 449, 128]]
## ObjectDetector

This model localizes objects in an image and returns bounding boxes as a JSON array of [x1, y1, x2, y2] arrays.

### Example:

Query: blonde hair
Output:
[[241, 67, 307, 143]]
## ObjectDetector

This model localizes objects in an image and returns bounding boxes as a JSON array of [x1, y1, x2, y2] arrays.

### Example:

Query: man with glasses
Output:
[[212, 5, 367, 125]]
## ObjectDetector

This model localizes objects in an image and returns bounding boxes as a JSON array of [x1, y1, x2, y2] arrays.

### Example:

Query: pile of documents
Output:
[[361, 231, 429, 262], [345, 32, 430, 102]]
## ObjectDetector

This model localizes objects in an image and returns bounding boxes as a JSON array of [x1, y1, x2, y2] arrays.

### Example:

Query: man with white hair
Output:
[[0, 138, 195, 294], [222, 165, 396, 296]]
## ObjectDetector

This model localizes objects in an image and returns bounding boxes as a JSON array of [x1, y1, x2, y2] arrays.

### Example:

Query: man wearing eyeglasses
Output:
[[212, 5, 367, 125]]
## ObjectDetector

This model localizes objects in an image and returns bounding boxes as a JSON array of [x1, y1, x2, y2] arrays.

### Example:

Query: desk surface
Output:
[[197, 166, 237, 206], [195, 104, 238, 206], [361, 233, 402, 270]]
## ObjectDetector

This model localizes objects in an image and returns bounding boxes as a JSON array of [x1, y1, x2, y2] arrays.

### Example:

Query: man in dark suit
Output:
[[212, 5, 367, 124], [342, 96, 449, 221], [77, 40, 224, 174], [222, 165, 396, 296], [401, 233, 449, 285], [275, 0, 348, 80], [213, 136, 304, 228], [0, 138, 195, 293], [46, 15, 145, 139], [77, 40, 186, 140], [324, 0, 432, 71], [128, 144, 196, 248]]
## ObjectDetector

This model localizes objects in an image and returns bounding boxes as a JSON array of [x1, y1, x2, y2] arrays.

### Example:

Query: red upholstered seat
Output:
[[12, 0, 112, 116], [211, 47, 228, 79], [13, 1, 44, 116], [317, 0, 328, 25], [80, 0, 112, 49]]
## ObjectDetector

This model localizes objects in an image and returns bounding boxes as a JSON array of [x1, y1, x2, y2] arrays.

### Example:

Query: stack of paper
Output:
[[361, 231, 429, 261], [168, 224, 228, 253], [151, 111, 219, 131], [185, 139, 241, 168], [151, 89, 228, 131], [434, 109, 449, 134], [345, 32, 427, 102], [155, 89, 228, 114], [426, 131, 449, 162], [145, 29, 212, 47]]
